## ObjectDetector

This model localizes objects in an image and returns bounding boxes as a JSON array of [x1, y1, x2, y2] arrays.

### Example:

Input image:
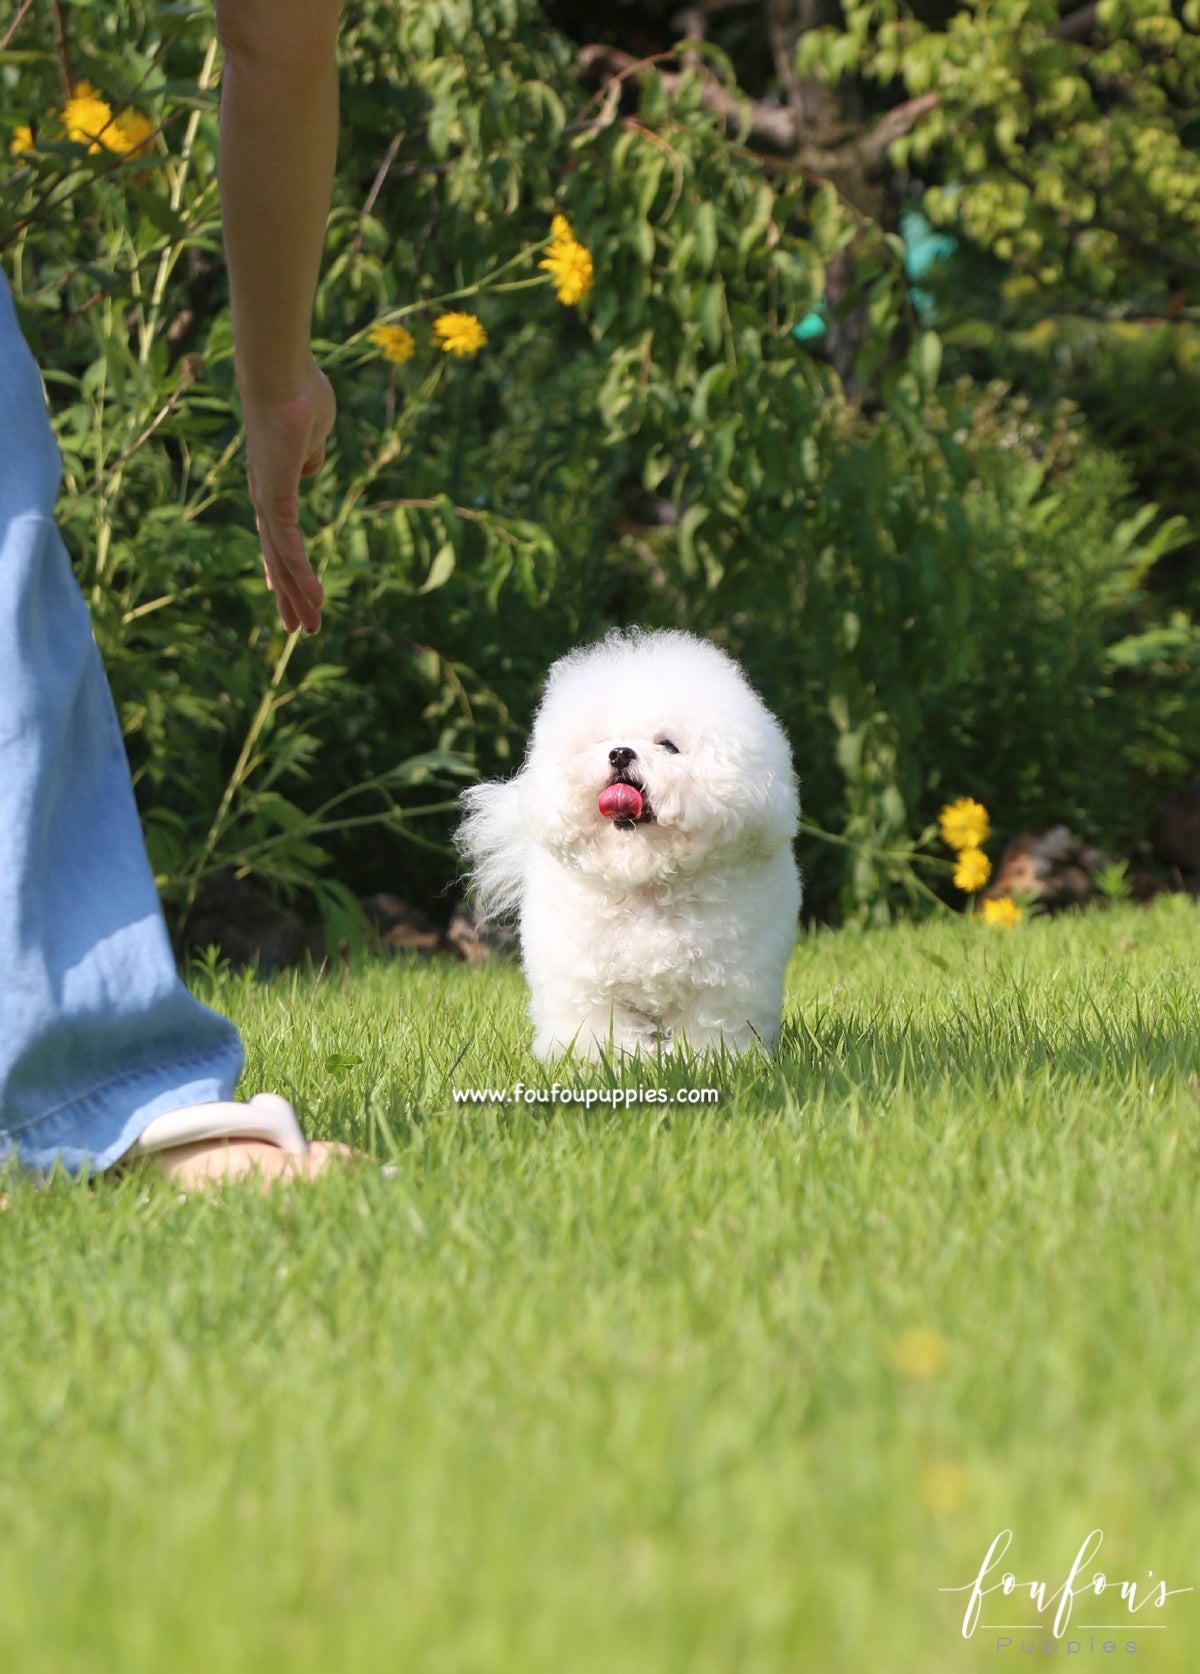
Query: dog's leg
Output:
[[670, 994, 778, 1057], [531, 999, 666, 1062]]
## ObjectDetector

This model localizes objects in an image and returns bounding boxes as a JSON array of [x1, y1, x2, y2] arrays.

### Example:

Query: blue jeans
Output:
[[0, 269, 242, 1174]]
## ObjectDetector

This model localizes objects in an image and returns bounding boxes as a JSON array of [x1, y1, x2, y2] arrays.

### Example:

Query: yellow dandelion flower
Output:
[[107, 109, 156, 158], [10, 124, 34, 158], [954, 847, 992, 893], [368, 322, 416, 365], [982, 896, 1022, 929], [892, 1326, 950, 1382], [540, 235, 594, 307], [61, 90, 114, 153], [541, 215, 594, 307], [939, 796, 990, 851], [433, 312, 487, 358]]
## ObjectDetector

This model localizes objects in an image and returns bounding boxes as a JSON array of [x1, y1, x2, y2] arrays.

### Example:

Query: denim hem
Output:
[[1, 1041, 244, 1177]]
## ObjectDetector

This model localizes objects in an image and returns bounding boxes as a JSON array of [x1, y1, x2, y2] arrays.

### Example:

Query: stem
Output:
[[89, 292, 114, 605], [182, 631, 303, 918], [181, 432, 245, 522], [50, 0, 74, 101], [87, 38, 220, 621], [0, 0, 34, 52], [138, 34, 221, 366], [797, 817, 953, 914], [331, 239, 563, 360]]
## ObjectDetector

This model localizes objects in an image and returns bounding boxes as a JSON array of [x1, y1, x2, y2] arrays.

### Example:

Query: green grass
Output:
[[4, 897, 1200, 1672]]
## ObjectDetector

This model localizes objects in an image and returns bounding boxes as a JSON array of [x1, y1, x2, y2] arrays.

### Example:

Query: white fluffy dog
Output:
[[456, 628, 801, 1060]]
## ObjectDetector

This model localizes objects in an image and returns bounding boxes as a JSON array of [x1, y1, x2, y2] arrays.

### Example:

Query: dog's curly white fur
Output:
[[457, 629, 801, 1060]]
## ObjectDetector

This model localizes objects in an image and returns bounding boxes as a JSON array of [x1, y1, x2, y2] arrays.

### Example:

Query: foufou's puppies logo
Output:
[[941, 1530, 1191, 1645]]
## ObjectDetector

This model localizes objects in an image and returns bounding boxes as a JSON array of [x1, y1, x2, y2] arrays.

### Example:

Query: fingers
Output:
[[256, 507, 324, 634], [242, 367, 336, 633], [261, 554, 301, 634]]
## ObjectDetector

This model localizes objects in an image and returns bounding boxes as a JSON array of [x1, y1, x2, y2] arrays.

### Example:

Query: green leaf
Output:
[[699, 283, 724, 351], [417, 542, 457, 594], [914, 330, 942, 396], [636, 157, 665, 219], [690, 363, 730, 426], [324, 1052, 364, 1080], [737, 183, 774, 255], [695, 202, 718, 271], [678, 503, 710, 573]]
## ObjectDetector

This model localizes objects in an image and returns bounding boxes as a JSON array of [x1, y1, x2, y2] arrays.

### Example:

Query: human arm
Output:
[[212, 0, 342, 633]]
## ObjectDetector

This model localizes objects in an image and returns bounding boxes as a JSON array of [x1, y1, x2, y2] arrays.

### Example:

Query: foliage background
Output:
[[1, 0, 1197, 931]]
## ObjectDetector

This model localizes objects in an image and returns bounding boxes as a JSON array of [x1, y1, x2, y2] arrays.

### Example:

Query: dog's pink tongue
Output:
[[598, 782, 643, 821]]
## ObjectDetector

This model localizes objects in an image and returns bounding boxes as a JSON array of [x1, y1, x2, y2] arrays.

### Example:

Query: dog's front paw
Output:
[[531, 1006, 670, 1062]]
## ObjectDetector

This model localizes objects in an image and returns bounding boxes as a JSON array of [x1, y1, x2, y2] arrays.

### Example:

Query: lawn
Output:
[[2, 896, 1198, 1672]]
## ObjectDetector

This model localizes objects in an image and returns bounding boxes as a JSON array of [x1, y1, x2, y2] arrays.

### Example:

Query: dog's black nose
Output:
[[609, 746, 637, 772]]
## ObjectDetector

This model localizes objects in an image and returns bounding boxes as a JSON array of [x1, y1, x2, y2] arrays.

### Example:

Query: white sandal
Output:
[[126, 1092, 309, 1159]]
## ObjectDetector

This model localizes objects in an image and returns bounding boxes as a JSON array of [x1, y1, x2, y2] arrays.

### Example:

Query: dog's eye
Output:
[[656, 737, 680, 754]]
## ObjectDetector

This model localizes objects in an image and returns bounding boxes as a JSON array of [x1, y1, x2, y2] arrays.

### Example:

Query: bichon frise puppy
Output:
[[456, 628, 801, 1060]]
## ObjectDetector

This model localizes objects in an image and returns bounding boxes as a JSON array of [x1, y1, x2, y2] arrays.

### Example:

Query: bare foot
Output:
[[141, 1138, 355, 1191]]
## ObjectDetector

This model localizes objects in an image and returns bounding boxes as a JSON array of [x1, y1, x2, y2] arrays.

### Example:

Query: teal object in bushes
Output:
[[793, 305, 829, 342], [900, 206, 959, 320], [792, 205, 959, 346]]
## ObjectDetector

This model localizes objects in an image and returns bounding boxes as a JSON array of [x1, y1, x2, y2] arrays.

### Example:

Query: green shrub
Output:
[[2, 0, 1194, 931]]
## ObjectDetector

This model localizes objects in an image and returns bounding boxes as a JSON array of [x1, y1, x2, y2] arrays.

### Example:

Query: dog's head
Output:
[[517, 628, 798, 888]]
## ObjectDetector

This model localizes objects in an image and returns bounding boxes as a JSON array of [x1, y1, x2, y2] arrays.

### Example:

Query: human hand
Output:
[[241, 358, 335, 634]]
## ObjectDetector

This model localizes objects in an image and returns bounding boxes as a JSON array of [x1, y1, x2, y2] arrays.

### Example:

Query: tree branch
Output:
[[1000, 153, 1200, 280], [576, 42, 799, 147], [50, 0, 74, 101], [1056, 3, 1100, 43], [0, 0, 35, 53], [1092, 214, 1200, 279], [857, 93, 939, 166], [575, 41, 938, 169]]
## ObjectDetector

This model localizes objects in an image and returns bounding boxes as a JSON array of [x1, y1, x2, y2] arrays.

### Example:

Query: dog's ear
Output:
[[757, 766, 800, 852], [739, 714, 800, 853], [455, 778, 528, 921]]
